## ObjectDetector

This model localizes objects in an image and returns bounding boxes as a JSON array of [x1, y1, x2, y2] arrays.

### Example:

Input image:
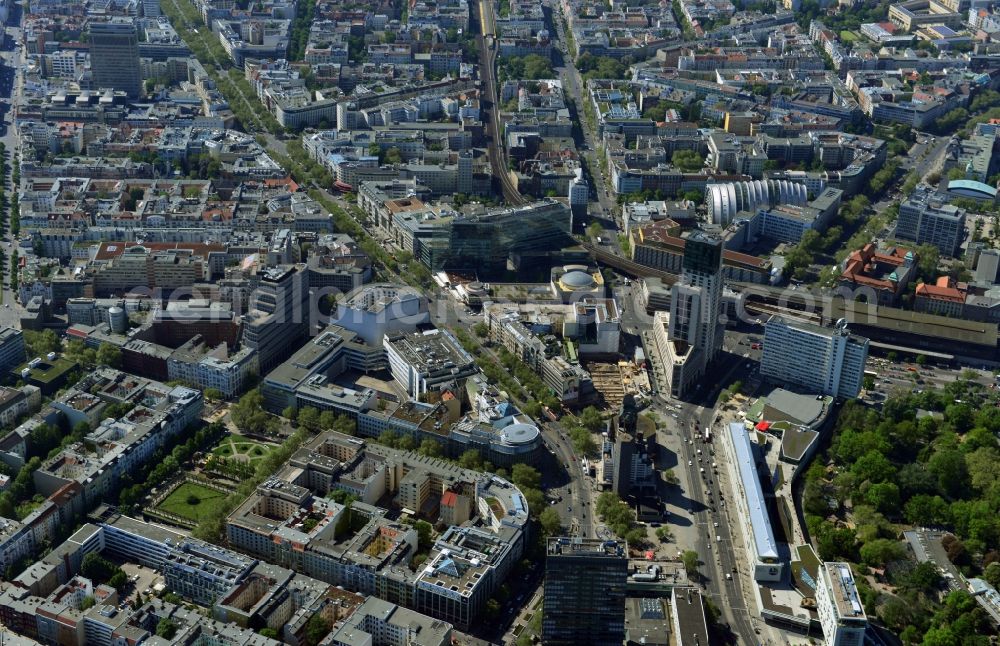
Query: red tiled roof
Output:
[[915, 276, 967, 303]]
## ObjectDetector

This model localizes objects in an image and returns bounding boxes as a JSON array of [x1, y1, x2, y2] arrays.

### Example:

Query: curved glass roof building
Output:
[[706, 179, 809, 225]]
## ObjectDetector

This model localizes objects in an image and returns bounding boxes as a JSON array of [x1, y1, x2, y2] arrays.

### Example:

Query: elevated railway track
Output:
[[477, 0, 527, 206]]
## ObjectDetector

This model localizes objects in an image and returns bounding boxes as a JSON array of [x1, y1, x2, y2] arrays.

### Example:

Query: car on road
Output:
[[688, 460, 693, 466]]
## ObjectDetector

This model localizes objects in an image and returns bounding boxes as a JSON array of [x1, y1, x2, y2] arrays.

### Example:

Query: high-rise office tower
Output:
[[542, 537, 627, 646], [670, 232, 724, 361], [456, 150, 473, 195], [242, 265, 311, 374], [89, 19, 142, 98], [651, 231, 724, 398], [568, 171, 588, 222]]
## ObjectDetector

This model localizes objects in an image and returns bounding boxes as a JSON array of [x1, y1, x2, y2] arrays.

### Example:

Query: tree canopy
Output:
[[808, 378, 1000, 642], [671, 150, 704, 172]]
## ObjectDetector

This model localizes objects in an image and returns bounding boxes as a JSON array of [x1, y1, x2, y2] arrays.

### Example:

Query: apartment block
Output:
[[32, 371, 203, 508], [225, 431, 529, 630]]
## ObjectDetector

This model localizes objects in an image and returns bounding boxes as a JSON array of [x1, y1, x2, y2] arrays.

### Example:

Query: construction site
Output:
[[585, 360, 652, 409]]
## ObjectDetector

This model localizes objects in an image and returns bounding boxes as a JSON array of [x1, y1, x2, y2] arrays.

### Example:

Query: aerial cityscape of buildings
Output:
[[0, 0, 999, 642]]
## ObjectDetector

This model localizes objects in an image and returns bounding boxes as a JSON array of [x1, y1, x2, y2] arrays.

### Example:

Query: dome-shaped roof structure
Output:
[[560, 270, 596, 288], [500, 423, 541, 445]]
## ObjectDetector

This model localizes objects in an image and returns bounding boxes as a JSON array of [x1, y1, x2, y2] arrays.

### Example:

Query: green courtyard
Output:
[[156, 482, 228, 522], [211, 437, 275, 463]]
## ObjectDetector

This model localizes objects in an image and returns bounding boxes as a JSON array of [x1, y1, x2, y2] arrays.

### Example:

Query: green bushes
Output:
[[596, 492, 646, 545]]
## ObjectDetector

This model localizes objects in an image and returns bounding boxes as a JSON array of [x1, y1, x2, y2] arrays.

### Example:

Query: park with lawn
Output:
[[155, 481, 228, 523]]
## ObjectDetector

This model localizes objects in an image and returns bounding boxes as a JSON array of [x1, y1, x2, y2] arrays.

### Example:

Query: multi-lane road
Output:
[[541, 419, 596, 537], [548, 1, 616, 226], [0, 7, 22, 322], [657, 342, 762, 645]]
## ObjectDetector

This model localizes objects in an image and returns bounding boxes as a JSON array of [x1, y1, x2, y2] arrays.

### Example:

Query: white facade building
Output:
[[760, 316, 869, 399], [384, 329, 477, 399], [724, 422, 783, 582], [706, 179, 809, 225], [816, 561, 868, 646], [332, 284, 430, 346]]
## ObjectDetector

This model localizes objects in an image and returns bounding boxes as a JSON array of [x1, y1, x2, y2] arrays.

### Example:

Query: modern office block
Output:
[[0, 327, 26, 375], [445, 199, 573, 272], [761, 316, 869, 399], [816, 561, 868, 646], [896, 184, 966, 257], [89, 19, 142, 98], [241, 265, 311, 374], [384, 329, 477, 399], [542, 537, 627, 646], [976, 247, 1000, 284]]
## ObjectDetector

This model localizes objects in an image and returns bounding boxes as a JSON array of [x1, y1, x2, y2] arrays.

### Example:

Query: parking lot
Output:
[[117, 562, 165, 602]]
